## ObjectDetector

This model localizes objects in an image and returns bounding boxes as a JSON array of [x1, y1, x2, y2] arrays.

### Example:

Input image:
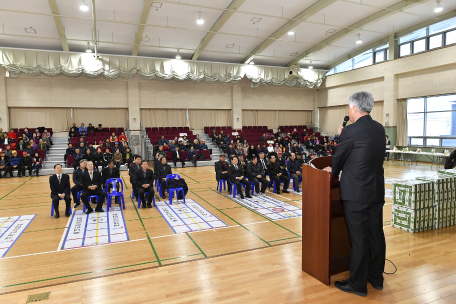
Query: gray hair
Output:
[[86, 161, 93, 166], [348, 91, 374, 114]]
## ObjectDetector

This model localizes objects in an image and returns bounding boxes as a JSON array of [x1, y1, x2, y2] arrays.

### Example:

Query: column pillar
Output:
[[0, 67, 9, 131], [232, 85, 242, 129], [383, 66, 398, 146], [127, 77, 142, 155], [388, 33, 398, 61]]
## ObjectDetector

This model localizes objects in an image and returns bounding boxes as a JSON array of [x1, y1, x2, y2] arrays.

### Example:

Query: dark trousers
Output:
[[189, 155, 197, 165], [343, 200, 385, 292], [138, 186, 154, 204], [0, 166, 11, 177], [21, 165, 33, 177], [270, 175, 289, 193], [232, 178, 251, 197], [115, 161, 121, 169], [81, 189, 106, 211], [159, 179, 167, 197], [10, 165, 22, 177], [71, 184, 84, 204], [132, 184, 140, 201], [290, 173, 301, 191], [94, 161, 103, 171], [52, 194, 71, 213], [249, 176, 268, 193], [173, 157, 185, 167], [219, 173, 229, 181]]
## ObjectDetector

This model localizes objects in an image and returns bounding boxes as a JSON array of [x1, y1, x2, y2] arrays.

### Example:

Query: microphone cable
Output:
[[384, 258, 397, 275]]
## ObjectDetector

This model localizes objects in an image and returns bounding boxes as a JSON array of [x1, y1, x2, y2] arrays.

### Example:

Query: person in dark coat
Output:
[[129, 156, 142, 201], [49, 164, 71, 218], [287, 153, 302, 192], [20, 151, 33, 177], [136, 160, 155, 208], [228, 157, 251, 200], [172, 147, 185, 168], [247, 157, 268, 195], [156, 157, 172, 199], [323, 91, 386, 297], [80, 161, 106, 214], [267, 155, 289, 194], [215, 154, 229, 182], [71, 159, 87, 208]]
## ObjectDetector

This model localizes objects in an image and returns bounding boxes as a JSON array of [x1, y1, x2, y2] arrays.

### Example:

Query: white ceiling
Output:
[[0, 0, 455, 69]]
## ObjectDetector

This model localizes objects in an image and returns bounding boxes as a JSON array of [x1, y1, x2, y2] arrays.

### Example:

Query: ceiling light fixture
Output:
[[288, 31, 295, 36], [356, 34, 363, 45], [85, 42, 92, 53], [80, 0, 89, 11], [197, 11, 204, 25], [249, 61, 254, 65], [175, 49, 181, 59], [308, 61, 313, 69], [434, 0, 443, 13]]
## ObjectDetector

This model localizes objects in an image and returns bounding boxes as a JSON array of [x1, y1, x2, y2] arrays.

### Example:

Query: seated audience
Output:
[[104, 148, 113, 164], [49, 164, 71, 218], [73, 149, 84, 169], [23, 127, 32, 139], [0, 150, 11, 178], [8, 129, 17, 139], [172, 146, 185, 168], [103, 139, 111, 149], [25, 142, 35, 155], [129, 156, 142, 201], [200, 140, 208, 151], [248, 144, 257, 160], [306, 152, 317, 163], [156, 157, 172, 199], [87, 142, 95, 154], [101, 160, 120, 204], [21, 134, 30, 145], [78, 123, 85, 133], [68, 127, 78, 141], [87, 123, 95, 133], [79, 127, 87, 137], [21, 151, 33, 177], [1, 133, 12, 145], [242, 144, 249, 157], [71, 159, 87, 208], [37, 139, 47, 151], [237, 154, 248, 177], [187, 146, 198, 167], [84, 148, 93, 162], [156, 146, 166, 159], [96, 124, 103, 132], [109, 132, 118, 143], [296, 152, 305, 166], [226, 144, 236, 163], [80, 161, 106, 214], [42, 134, 51, 150], [159, 135, 168, 146], [215, 154, 229, 183], [124, 147, 133, 168], [119, 131, 127, 142], [113, 149, 123, 169], [169, 140, 176, 152], [267, 155, 290, 194], [247, 157, 268, 195], [211, 129, 218, 142], [228, 157, 252, 200], [9, 151, 21, 177], [32, 152, 42, 176], [93, 147, 104, 171], [33, 128, 41, 139], [163, 142, 170, 151], [136, 160, 155, 208], [287, 153, 302, 192], [17, 139, 26, 151], [5, 145, 12, 157]]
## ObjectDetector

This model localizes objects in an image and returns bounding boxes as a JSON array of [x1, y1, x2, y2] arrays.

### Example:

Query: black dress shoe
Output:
[[141, 204, 146, 209], [240, 195, 245, 200], [147, 203, 152, 208], [74, 203, 80, 208], [367, 279, 383, 290], [86, 209, 94, 215], [95, 208, 104, 212], [65, 211, 70, 217], [54, 212, 60, 219], [335, 280, 367, 297], [276, 191, 281, 195], [282, 190, 290, 193], [161, 195, 166, 199], [246, 195, 252, 198]]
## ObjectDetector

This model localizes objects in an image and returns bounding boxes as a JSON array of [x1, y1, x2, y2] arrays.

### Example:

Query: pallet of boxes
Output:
[[391, 173, 456, 232]]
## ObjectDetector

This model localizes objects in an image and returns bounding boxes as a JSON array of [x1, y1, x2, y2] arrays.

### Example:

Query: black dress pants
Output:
[[231, 178, 251, 197], [138, 186, 155, 205], [21, 165, 33, 177], [52, 194, 71, 213], [71, 184, 84, 204], [159, 179, 167, 197], [343, 200, 385, 293], [11, 165, 22, 177], [270, 175, 289, 193], [81, 189, 106, 211], [290, 173, 301, 191], [173, 158, 185, 167], [249, 176, 268, 193], [0, 166, 11, 177]]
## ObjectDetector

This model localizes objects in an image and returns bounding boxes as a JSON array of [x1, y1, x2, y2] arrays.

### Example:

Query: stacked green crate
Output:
[[416, 174, 455, 228], [437, 170, 456, 227], [392, 180, 434, 232]]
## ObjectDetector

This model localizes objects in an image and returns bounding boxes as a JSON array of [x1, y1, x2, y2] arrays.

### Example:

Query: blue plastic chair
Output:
[[137, 191, 156, 208], [76, 191, 100, 212], [217, 179, 228, 193], [50, 199, 72, 217], [229, 181, 246, 198], [286, 170, 302, 191], [105, 178, 125, 211], [166, 174, 185, 204], [249, 180, 266, 195]]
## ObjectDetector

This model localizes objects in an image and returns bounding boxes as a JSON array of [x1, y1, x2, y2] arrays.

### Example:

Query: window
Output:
[[335, 59, 352, 73], [399, 16, 456, 58], [375, 51, 385, 63], [407, 94, 456, 147], [353, 51, 372, 69]]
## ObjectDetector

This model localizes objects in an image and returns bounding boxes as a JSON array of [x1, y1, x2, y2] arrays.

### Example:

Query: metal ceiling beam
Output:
[[132, 0, 153, 56], [286, 0, 423, 67], [324, 8, 456, 70], [47, 0, 69, 51], [191, 0, 246, 60], [240, 0, 338, 64]]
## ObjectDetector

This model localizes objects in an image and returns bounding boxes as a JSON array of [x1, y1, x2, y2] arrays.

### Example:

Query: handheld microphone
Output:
[[342, 116, 349, 127]]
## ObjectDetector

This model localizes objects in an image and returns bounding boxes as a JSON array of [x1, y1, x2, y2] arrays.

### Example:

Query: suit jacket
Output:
[[136, 169, 155, 187], [49, 174, 71, 197], [267, 161, 282, 178], [247, 162, 265, 179], [129, 164, 141, 185], [228, 164, 244, 181], [215, 160, 229, 181], [156, 163, 172, 180], [101, 167, 120, 186], [172, 150, 183, 160], [81, 170, 103, 191], [332, 115, 385, 202]]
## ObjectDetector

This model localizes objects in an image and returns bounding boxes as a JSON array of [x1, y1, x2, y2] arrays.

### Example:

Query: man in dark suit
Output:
[[136, 161, 155, 208], [172, 146, 185, 168], [49, 164, 71, 218], [228, 157, 251, 200], [247, 157, 268, 195], [129, 156, 142, 201], [80, 161, 106, 214], [323, 91, 386, 297], [215, 154, 229, 183], [257, 152, 268, 175], [102, 160, 120, 203], [287, 153, 302, 192], [267, 155, 290, 194], [156, 157, 172, 199], [71, 159, 87, 208]]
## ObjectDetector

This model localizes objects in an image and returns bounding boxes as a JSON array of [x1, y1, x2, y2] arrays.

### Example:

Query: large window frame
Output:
[[407, 94, 456, 148], [399, 28, 456, 57]]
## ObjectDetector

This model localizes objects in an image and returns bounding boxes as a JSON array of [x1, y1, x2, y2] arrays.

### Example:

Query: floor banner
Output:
[[0, 215, 36, 257]]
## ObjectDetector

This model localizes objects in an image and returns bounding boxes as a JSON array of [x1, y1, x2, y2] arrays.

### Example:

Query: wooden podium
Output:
[[301, 156, 351, 286]]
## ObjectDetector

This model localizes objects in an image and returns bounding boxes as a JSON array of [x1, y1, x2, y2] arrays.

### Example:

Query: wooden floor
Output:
[[0, 161, 455, 303]]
